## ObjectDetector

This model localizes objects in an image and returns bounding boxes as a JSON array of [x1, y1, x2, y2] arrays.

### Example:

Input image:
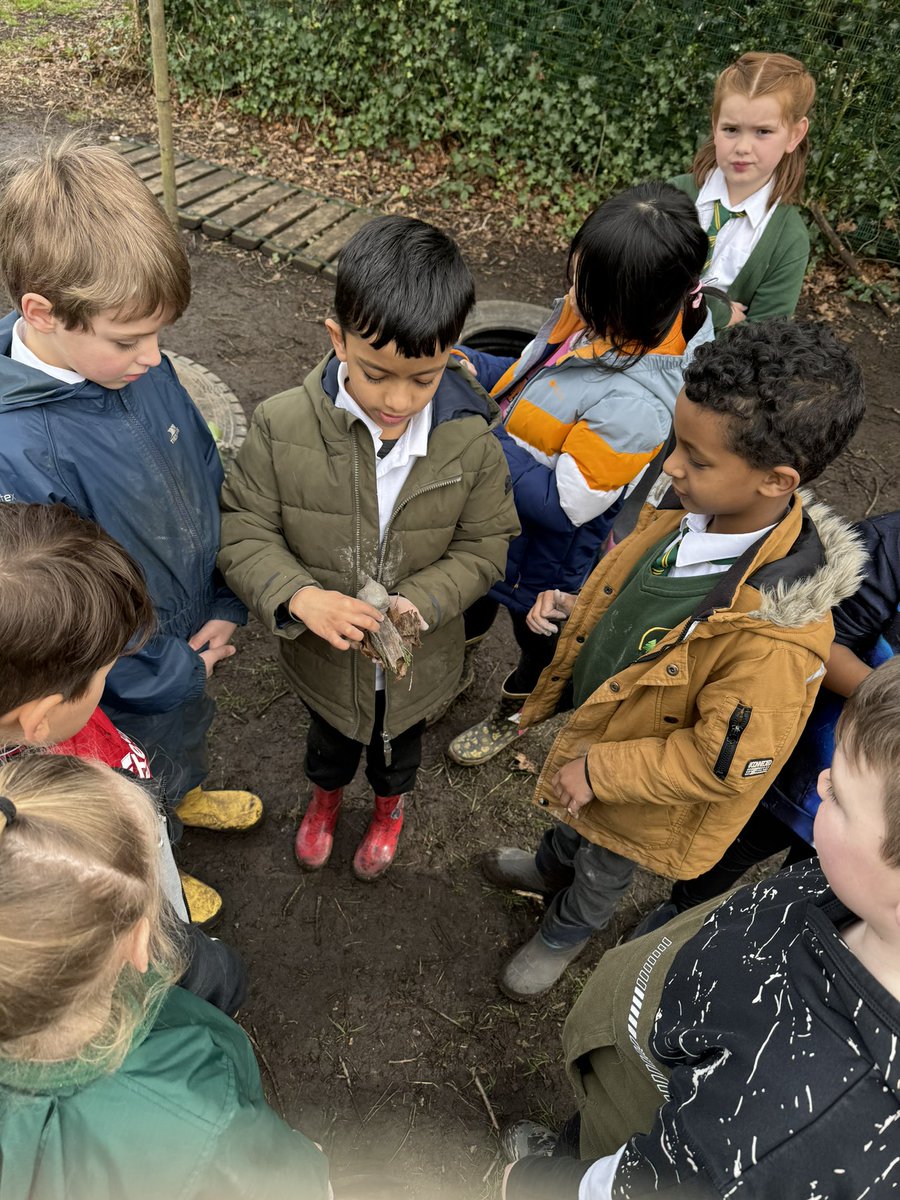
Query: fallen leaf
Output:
[[513, 750, 538, 774]]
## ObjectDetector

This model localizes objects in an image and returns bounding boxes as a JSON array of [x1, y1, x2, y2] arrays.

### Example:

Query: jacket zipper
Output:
[[350, 431, 362, 741], [375, 474, 462, 754], [713, 704, 752, 780], [375, 475, 462, 584]]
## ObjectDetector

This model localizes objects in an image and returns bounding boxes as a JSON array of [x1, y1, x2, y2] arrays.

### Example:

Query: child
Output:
[[0, 754, 330, 1200], [218, 215, 519, 879], [671, 51, 815, 331], [484, 319, 866, 1000], [0, 139, 261, 917], [448, 182, 715, 766], [502, 657, 900, 1199], [631, 507, 900, 935], [0, 501, 245, 1011]]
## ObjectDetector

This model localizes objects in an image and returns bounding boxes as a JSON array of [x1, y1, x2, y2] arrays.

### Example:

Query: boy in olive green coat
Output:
[[219, 216, 519, 881]]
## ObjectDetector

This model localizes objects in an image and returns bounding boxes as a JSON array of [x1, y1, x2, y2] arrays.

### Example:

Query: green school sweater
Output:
[[572, 531, 715, 707], [670, 173, 810, 332]]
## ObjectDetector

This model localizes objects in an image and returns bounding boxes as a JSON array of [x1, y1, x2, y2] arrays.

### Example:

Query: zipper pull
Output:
[[382, 730, 393, 767]]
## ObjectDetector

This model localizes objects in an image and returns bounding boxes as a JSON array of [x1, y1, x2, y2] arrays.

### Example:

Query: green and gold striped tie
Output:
[[703, 199, 746, 272]]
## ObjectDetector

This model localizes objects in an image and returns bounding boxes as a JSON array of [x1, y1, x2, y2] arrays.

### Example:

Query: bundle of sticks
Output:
[[356, 577, 422, 679]]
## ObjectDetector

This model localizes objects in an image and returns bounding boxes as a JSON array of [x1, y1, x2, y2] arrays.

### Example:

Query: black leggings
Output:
[[671, 803, 815, 911], [463, 595, 558, 694]]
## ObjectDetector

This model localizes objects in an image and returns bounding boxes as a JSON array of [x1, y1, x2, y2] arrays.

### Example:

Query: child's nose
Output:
[[663, 451, 681, 477], [138, 338, 162, 367]]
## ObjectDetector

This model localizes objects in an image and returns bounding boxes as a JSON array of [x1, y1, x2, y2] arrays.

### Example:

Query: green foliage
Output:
[[158, 0, 898, 248]]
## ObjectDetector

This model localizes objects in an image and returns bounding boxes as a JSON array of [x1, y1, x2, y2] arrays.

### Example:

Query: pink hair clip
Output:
[[688, 281, 703, 310]]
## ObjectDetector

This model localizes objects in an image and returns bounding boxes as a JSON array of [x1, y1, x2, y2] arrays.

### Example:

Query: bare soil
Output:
[[1, 8, 898, 1196]]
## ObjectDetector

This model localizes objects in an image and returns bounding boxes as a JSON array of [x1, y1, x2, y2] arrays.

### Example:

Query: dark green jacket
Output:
[[218, 354, 519, 741], [670, 173, 810, 332], [0, 986, 329, 1200]]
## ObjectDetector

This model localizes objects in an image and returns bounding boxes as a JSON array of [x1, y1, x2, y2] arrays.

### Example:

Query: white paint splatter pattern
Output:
[[609, 863, 900, 1198]]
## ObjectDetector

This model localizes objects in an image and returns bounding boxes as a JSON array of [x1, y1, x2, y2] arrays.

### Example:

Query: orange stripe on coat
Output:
[[563, 422, 662, 491], [506, 396, 575, 457]]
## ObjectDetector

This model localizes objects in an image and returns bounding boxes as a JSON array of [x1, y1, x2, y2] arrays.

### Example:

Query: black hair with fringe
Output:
[[333, 215, 475, 358]]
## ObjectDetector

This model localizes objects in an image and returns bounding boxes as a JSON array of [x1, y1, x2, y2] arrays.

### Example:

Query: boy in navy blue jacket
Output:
[[0, 138, 261, 921]]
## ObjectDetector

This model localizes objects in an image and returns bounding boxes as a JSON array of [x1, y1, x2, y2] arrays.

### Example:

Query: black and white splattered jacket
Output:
[[612, 862, 900, 1198]]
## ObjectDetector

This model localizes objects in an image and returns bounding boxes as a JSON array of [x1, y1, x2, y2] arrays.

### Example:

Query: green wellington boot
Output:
[[446, 673, 529, 766]]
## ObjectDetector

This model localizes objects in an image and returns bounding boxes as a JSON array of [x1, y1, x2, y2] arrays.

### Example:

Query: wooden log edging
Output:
[[113, 138, 377, 276]]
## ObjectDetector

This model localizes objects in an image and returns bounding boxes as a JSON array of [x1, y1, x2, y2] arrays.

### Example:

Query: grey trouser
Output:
[[536, 823, 635, 946]]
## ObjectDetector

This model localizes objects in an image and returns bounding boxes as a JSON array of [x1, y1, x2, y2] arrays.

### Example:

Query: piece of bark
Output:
[[356, 577, 421, 678]]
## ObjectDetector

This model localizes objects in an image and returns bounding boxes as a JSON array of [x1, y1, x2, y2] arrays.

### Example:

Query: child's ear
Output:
[[122, 916, 151, 974], [324, 318, 348, 362], [786, 116, 809, 153], [20, 293, 58, 334], [11, 694, 65, 744], [760, 465, 800, 500]]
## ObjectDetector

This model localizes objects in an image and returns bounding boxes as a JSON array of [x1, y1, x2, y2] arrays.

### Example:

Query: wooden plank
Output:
[[301, 209, 376, 268], [266, 201, 347, 254], [199, 178, 286, 238], [147, 159, 221, 197], [176, 167, 243, 207], [230, 190, 320, 249], [114, 141, 149, 158], [133, 152, 191, 180]]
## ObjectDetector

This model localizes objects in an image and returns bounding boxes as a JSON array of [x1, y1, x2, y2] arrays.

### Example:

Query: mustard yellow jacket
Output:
[[520, 485, 865, 878]]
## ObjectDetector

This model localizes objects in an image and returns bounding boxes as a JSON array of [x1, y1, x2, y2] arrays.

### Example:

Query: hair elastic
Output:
[[688, 281, 704, 310], [0, 796, 16, 826]]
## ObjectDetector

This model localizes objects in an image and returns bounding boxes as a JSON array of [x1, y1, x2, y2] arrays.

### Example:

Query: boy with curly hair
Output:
[[485, 319, 866, 999]]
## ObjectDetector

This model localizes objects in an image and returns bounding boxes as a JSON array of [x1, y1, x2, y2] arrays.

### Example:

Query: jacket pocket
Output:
[[713, 704, 752, 780]]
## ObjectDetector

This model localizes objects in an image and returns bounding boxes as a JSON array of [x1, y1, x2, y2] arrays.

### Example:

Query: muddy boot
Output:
[[294, 785, 343, 870], [446, 673, 529, 766], [179, 870, 223, 929], [498, 930, 590, 1002], [481, 848, 556, 897], [353, 794, 404, 881], [177, 786, 264, 832], [426, 634, 485, 726]]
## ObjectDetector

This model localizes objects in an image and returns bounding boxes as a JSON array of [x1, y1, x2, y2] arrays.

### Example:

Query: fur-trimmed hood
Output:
[[747, 490, 867, 628]]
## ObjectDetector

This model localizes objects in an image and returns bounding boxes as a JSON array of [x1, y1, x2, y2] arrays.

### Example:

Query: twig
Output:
[[314, 894, 322, 946], [426, 1006, 468, 1031], [807, 201, 892, 317], [339, 1056, 365, 1125], [388, 1104, 417, 1163], [863, 476, 882, 518], [246, 1024, 286, 1118], [256, 687, 290, 718], [334, 897, 353, 933], [281, 880, 304, 918], [482, 1151, 503, 1184], [473, 1071, 501, 1134]]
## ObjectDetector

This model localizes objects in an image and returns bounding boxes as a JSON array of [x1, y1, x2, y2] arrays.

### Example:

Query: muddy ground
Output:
[[167, 233, 898, 1200], [1, 90, 898, 1200]]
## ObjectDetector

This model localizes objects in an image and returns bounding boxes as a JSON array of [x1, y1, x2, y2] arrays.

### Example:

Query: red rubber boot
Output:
[[294, 786, 343, 870], [352, 794, 405, 881]]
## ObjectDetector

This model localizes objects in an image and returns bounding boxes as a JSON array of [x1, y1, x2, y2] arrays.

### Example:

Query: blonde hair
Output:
[[0, 135, 191, 329], [835, 658, 900, 868], [692, 52, 816, 206], [0, 755, 185, 1068]]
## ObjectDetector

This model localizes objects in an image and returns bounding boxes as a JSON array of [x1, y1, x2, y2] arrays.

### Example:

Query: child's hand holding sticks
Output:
[[356, 577, 427, 679]]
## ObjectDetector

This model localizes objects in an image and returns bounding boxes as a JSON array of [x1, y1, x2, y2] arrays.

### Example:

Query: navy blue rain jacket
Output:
[[763, 511, 899, 841], [0, 311, 246, 714]]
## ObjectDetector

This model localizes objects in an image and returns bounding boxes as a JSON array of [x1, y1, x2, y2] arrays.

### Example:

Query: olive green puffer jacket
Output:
[[218, 354, 519, 742]]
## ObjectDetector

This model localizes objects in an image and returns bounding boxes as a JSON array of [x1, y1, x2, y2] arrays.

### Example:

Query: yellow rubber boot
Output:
[[179, 870, 223, 928], [177, 787, 263, 832]]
